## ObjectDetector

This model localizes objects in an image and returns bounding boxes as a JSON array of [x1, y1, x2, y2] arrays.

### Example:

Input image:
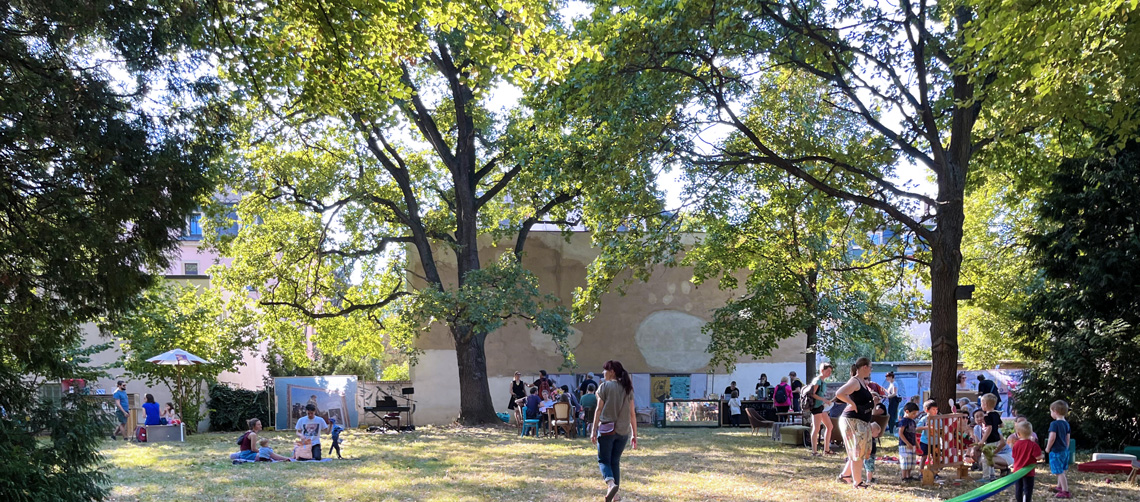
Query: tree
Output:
[[201, 0, 661, 423], [678, 72, 923, 380], [105, 281, 256, 433], [567, 0, 1139, 402], [0, 0, 221, 498], [1014, 142, 1140, 449]]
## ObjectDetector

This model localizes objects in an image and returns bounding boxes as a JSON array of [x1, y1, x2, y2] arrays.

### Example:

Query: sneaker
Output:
[[605, 482, 619, 502], [1049, 486, 1061, 493], [1055, 491, 1072, 499]]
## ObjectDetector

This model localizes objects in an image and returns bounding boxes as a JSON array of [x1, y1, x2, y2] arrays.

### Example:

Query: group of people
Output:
[[795, 359, 1072, 500], [510, 363, 636, 502], [724, 371, 805, 425], [230, 403, 347, 463], [109, 380, 181, 442]]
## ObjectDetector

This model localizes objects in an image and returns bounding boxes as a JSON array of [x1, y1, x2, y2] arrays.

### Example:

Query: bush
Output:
[[207, 384, 270, 432], [1014, 143, 1140, 449], [0, 395, 110, 501]]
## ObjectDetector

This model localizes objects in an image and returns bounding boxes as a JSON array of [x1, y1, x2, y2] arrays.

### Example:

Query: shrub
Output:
[[207, 384, 270, 432]]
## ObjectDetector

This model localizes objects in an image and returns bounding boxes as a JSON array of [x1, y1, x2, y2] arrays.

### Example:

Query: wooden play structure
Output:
[[921, 412, 971, 485]]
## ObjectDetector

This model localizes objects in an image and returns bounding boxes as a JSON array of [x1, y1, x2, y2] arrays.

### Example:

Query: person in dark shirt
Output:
[[1046, 400, 1072, 498], [897, 402, 920, 480], [789, 371, 804, 412], [578, 372, 597, 396], [723, 381, 738, 397], [533, 370, 553, 398], [976, 374, 1001, 409], [524, 386, 542, 419]]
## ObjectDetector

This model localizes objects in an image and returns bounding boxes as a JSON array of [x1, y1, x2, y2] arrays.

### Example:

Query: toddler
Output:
[[1011, 421, 1043, 502], [257, 437, 292, 462], [978, 393, 1013, 482], [328, 417, 346, 459], [1045, 400, 1072, 499], [916, 400, 939, 469], [728, 390, 742, 427], [863, 422, 882, 483], [897, 402, 920, 481]]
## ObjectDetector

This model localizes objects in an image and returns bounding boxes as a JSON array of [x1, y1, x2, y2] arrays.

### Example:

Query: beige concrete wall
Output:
[[411, 231, 810, 424]]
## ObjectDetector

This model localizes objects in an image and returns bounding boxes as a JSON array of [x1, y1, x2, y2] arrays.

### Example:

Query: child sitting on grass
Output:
[[1046, 400, 1072, 499], [256, 437, 293, 462], [1011, 421, 1043, 502], [897, 402, 920, 481]]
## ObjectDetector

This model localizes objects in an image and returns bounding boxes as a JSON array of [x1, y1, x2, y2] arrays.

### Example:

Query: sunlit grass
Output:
[[103, 425, 1140, 501]]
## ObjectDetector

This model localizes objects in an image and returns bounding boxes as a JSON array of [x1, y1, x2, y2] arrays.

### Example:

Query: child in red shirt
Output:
[[1011, 421, 1043, 502]]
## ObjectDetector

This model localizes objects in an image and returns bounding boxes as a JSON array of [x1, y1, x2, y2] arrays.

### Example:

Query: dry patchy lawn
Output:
[[103, 425, 1140, 501]]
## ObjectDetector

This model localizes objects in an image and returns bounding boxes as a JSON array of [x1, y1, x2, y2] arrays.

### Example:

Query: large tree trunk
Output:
[[928, 197, 965, 406], [452, 325, 501, 425]]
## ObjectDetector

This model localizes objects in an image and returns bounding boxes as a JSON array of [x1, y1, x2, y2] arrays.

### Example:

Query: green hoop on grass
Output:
[[946, 466, 1034, 502]]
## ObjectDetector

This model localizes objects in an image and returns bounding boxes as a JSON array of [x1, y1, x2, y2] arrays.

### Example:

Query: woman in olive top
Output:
[[591, 360, 637, 502], [808, 363, 835, 456]]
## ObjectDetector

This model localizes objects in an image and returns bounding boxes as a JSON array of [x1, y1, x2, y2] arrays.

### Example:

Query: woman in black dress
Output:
[[508, 371, 527, 410]]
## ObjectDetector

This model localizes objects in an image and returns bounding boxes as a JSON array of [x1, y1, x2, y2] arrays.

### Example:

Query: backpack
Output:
[[236, 430, 251, 446], [799, 381, 817, 420], [774, 384, 787, 404]]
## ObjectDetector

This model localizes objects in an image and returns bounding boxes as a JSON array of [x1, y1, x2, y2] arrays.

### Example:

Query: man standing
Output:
[[533, 370, 553, 398], [723, 381, 738, 397], [578, 372, 597, 396], [295, 403, 328, 460], [789, 371, 804, 413], [976, 374, 1002, 411], [111, 381, 129, 441]]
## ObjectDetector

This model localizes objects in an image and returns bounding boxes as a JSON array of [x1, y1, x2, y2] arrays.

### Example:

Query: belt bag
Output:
[[597, 422, 616, 436]]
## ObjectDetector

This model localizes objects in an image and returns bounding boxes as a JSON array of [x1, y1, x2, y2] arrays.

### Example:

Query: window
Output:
[[183, 262, 199, 275], [182, 213, 202, 239]]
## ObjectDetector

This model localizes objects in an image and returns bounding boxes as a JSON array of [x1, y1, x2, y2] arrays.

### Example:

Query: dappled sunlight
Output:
[[104, 427, 1140, 501]]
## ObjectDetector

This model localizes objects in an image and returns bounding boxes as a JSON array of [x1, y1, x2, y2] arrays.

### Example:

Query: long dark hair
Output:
[[145, 393, 155, 404], [604, 360, 633, 394]]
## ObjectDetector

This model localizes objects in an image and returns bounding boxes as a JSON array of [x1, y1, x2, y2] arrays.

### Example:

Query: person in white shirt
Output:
[[295, 403, 329, 460], [728, 390, 743, 427]]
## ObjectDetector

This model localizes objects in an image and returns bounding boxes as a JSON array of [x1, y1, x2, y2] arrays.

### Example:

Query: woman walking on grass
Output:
[[591, 360, 638, 502], [835, 357, 876, 489]]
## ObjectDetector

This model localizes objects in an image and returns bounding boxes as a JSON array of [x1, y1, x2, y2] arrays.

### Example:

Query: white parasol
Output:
[[145, 349, 209, 419]]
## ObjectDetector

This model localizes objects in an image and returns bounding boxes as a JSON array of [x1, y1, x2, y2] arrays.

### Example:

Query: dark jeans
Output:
[[731, 413, 741, 427], [597, 433, 629, 486], [328, 440, 341, 458], [775, 405, 790, 421], [310, 443, 322, 460], [792, 394, 801, 413], [1014, 474, 1035, 502], [887, 397, 901, 433]]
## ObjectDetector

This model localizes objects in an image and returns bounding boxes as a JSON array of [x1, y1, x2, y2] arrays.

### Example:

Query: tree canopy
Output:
[[203, 0, 664, 423], [0, 0, 223, 498]]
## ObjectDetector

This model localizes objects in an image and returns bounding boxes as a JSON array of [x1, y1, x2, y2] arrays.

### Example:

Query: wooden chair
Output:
[[551, 402, 575, 438], [745, 408, 773, 435], [920, 413, 970, 486]]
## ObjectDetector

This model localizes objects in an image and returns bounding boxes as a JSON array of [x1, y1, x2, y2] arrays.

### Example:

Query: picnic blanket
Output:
[[231, 458, 335, 464], [946, 466, 1033, 502]]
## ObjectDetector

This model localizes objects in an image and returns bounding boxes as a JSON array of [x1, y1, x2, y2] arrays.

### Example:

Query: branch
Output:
[[317, 236, 415, 258], [260, 289, 410, 320], [476, 162, 523, 209], [514, 190, 581, 259], [830, 254, 930, 272]]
